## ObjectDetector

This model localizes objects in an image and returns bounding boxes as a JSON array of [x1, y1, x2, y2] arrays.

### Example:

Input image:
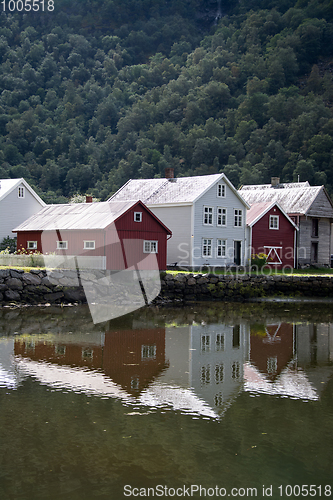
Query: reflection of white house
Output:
[[0, 337, 24, 388], [10, 321, 333, 419], [157, 323, 250, 417]]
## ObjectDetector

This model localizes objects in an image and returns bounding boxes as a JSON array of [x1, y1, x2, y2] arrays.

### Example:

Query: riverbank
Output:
[[1, 268, 333, 307]]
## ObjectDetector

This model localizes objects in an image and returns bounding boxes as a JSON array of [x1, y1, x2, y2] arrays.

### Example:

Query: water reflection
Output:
[[0, 303, 331, 419]]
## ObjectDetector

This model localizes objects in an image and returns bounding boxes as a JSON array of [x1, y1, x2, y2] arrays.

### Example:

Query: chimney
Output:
[[271, 177, 280, 188], [165, 168, 174, 179], [86, 195, 93, 203]]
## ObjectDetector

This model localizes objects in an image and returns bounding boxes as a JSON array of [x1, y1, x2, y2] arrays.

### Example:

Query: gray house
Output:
[[0, 178, 46, 245], [239, 179, 333, 267], [109, 173, 250, 269]]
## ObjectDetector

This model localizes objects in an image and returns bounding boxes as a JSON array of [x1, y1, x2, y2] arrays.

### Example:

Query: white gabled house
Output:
[[0, 178, 46, 245], [109, 172, 250, 269]]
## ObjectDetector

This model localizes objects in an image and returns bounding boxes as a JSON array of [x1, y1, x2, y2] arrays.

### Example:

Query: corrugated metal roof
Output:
[[246, 202, 274, 226], [109, 174, 237, 205], [239, 185, 326, 215], [0, 178, 46, 205], [109, 174, 250, 208], [241, 181, 310, 191], [13, 201, 137, 232], [246, 201, 298, 229]]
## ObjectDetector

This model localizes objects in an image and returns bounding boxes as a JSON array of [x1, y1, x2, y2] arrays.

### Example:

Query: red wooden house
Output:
[[247, 201, 298, 268], [13, 200, 172, 271]]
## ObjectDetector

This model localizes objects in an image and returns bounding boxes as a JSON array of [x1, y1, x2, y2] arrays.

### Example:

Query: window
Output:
[[216, 239, 226, 258], [27, 241, 37, 249], [215, 363, 224, 384], [267, 356, 278, 375], [269, 215, 279, 230], [141, 345, 156, 359], [312, 218, 319, 237], [134, 212, 142, 222], [200, 364, 211, 385], [84, 240, 95, 250], [201, 334, 211, 352], [217, 207, 226, 226], [202, 238, 212, 257], [18, 186, 25, 198], [215, 333, 224, 351], [57, 241, 68, 250], [143, 240, 158, 253], [217, 183, 226, 198], [203, 206, 213, 225], [234, 209, 242, 227], [82, 347, 93, 360], [231, 361, 240, 380]]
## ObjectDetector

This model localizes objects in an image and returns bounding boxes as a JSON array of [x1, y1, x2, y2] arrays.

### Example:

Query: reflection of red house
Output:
[[13, 200, 172, 271], [103, 329, 168, 395], [250, 323, 294, 380], [14, 327, 168, 395], [247, 202, 298, 268]]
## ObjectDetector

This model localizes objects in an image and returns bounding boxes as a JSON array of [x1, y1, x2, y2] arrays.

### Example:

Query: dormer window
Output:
[[18, 186, 25, 198], [134, 212, 142, 222]]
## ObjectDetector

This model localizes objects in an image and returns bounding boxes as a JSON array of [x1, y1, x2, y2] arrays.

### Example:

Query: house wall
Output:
[[251, 206, 296, 268], [113, 203, 170, 270], [193, 181, 247, 267], [2, 183, 44, 243], [298, 217, 331, 266], [148, 205, 192, 267]]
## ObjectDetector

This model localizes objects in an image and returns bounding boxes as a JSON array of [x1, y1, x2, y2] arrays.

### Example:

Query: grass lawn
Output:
[[166, 267, 333, 277]]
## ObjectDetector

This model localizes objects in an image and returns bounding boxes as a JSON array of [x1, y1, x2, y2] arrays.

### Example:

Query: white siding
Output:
[[148, 205, 192, 266], [193, 181, 248, 267], [0, 183, 44, 243]]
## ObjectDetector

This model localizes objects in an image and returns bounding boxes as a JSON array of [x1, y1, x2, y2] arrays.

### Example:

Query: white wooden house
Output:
[[239, 180, 333, 267], [109, 173, 250, 269], [0, 178, 46, 245]]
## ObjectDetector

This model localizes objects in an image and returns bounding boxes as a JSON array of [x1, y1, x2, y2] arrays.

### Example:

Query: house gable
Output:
[[305, 187, 333, 218]]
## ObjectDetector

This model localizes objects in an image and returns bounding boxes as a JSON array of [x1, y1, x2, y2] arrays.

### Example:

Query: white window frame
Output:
[[202, 238, 212, 258], [203, 206, 213, 225], [269, 215, 279, 230], [27, 241, 37, 249], [216, 239, 226, 258], [143, 240, 158, 253], [134, 211, 142, 222], [217, 183, 226, 198], [217, 207, 227, 227], [234, 209, 242, 227], [141, 344, 156, 359], [57, 241, 68, 250], [201, 334, 211, 352], [83, 240, 95, 250], [18, 186, 25, 198]]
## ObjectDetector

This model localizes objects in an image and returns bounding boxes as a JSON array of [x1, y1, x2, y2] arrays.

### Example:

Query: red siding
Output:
[[251, 206, 295, 268], [15, 201, 170, 271], [16, 231, 42, 252]]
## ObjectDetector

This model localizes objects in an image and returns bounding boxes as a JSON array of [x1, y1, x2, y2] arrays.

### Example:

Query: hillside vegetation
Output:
[[0, 0, 333, 202]]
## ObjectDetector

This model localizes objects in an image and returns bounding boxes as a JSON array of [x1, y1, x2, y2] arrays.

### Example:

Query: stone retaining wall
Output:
[[1, 269, 333, 306], [159, 272, 333, 302]]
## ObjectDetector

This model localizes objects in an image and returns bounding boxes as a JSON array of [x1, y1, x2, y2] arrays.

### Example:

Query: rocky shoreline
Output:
[[1, 268, 333, 308]]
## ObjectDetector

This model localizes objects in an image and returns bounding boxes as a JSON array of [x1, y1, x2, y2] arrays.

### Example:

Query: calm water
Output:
[[0, 302, 332, 500]]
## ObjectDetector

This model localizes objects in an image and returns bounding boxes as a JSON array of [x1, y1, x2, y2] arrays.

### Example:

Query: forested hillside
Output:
[[0, 0, 333, 203]]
